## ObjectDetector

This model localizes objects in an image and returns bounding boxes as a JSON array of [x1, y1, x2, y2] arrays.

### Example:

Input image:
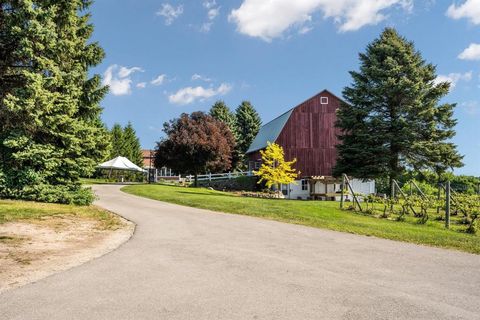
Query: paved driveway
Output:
[[1, 185, 479, 319]]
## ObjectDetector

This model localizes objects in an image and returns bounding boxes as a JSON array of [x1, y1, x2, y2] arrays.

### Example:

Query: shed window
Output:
[[320, 97, 329, 104], [301, 179, 308, 191], [254, 162, 261, 169]]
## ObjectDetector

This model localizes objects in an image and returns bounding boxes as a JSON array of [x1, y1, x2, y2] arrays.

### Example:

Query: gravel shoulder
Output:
[[0, 209, 134, 293]]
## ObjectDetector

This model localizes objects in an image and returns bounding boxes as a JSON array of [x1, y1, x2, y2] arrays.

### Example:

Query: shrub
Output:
[[199, 176, 258, 191], [0, 183, 95, 205]]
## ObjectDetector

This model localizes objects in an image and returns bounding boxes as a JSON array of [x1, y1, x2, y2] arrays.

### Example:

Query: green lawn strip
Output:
[[80, 178, 115, 185], [0, 199, 123, 230], [122, 184, 480, 254]]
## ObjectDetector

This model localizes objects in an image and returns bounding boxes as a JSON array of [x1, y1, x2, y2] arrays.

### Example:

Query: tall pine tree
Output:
[[109, 123, 143, 167], [0, 0, 110, 204], [235, 101, 261, 166], [334, 28, 463, 191], [210, 100, 239, 167], [123, 122, 143, 167], [110, 123, 125, 158]]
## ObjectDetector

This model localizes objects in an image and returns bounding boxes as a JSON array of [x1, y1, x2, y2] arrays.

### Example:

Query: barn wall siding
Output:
[[274, 90, 341, 177]]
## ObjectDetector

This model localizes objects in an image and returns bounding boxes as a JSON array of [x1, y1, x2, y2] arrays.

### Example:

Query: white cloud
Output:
[[191, 74, 212, 82], [461, 101, 480, 115], [200, 0, 220, 32], [200, 22, 214, 32], [102, 64, 143, 96], [203, 0, 217, 9], [157, 3, 184, 25], [168, 83, 232, 105], [458, 43, 480, 61], [118, 66, 143, 78], [228, 0, 413, 41], [151, 74, 167, 86], [136, 82, 147, 89], [446, 0, 480, 25], [208, 7, 220, 20], [299, 26, 313, 34], [434, 71, 473, 88]]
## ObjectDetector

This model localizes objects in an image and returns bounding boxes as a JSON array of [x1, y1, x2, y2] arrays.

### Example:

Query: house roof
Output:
[[246, 108, 294, 154]]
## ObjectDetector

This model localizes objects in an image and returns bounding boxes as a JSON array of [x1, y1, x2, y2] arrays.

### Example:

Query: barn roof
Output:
[[246, 108, 294, 154]]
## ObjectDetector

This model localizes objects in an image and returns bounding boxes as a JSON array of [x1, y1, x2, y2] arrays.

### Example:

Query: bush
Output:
[[0, 183, 95, 205], [198, 176, 258, 191], [241, 190, 285, 199]]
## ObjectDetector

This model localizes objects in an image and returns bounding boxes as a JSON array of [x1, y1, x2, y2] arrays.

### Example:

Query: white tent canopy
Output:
[[98, 156, 146, 173]]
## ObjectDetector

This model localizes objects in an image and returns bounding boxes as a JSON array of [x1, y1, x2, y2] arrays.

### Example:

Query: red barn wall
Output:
[[275, 91, 341, 177]]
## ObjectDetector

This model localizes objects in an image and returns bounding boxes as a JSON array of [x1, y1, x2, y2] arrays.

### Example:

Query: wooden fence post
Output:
[[445, 181, 451, 229]]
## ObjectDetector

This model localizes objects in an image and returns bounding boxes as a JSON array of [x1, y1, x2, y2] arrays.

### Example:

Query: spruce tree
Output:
[[110, 123, 125, 158], [122, 122, 143, 167], [109, 123, 143, 167], [334, 28, 463, 191], [209, 100, 237, 137], [235, 101, 261, 164], [0, 1, 110, 204], [210, 100, 239, 167]]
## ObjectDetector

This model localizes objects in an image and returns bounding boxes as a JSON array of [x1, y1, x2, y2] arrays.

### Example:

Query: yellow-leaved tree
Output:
[[254, 142, 300, 191]]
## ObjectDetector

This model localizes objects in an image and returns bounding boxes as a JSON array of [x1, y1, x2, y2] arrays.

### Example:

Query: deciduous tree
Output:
[[154, 112, 235, 186], [255, 142, 299, 191]]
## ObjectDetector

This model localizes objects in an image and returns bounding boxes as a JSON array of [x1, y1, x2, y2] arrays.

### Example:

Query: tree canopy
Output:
[[334, 28, 463, 191], [109, 122, 143, 167], [0, 0, 110, 204], [255, 142, 299, 190], [235, 101, 261, 165], [154, 112, 235, 185], [210, 100, 237, 136]]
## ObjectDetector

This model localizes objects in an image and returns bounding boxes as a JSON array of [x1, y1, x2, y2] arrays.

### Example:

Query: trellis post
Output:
[[445, 181, 451, 229], [340, 174, 345, 209]]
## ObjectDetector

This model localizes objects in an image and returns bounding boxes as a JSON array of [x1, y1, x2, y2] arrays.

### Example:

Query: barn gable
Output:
[[246, 89, 342, 177]]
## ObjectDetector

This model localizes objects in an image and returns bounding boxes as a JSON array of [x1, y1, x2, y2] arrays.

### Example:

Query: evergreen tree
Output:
[[209, 100, 237, 135], [334, 28, 463, 192], [109, 123, 143, 167], [0, 1, 110, 204], [122, 122, 143, 167], [209, 100, 240, 167], [235, 101, 261, 164], [110, 123, 125, 158]]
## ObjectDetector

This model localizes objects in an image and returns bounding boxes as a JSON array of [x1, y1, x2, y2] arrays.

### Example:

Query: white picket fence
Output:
[[185, 170, 253, 182]]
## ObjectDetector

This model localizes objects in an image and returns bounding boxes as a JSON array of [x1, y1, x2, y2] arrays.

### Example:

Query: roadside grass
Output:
[[0, 199, 123, 230], [80, 178, 115, 185], [122, 184, 480, 254]]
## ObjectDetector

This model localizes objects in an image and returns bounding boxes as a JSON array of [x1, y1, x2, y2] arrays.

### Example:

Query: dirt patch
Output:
[[0, 215, 134, 293]]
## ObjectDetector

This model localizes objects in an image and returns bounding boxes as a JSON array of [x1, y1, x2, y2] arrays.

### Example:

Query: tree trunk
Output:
[[194, 173, 198, 187]]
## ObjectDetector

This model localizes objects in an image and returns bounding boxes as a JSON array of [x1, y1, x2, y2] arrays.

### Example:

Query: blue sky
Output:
[[90, 0, 480, 176]]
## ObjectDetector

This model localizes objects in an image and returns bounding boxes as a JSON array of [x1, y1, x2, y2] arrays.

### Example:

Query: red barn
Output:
[[246, 89, 375, 199], [246, 89, 341, 177]]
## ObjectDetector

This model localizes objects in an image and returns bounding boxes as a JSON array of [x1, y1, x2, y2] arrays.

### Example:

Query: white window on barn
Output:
[[320, 97, 328, 104], [254, 162, 261, 169], [301, 179, 308, 191]]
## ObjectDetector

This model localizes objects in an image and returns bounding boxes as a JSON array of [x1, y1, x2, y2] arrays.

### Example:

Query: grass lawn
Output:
[[122, 184, 480, 254], [0, 199, 122, 230], [80, 178, 116, 185]]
